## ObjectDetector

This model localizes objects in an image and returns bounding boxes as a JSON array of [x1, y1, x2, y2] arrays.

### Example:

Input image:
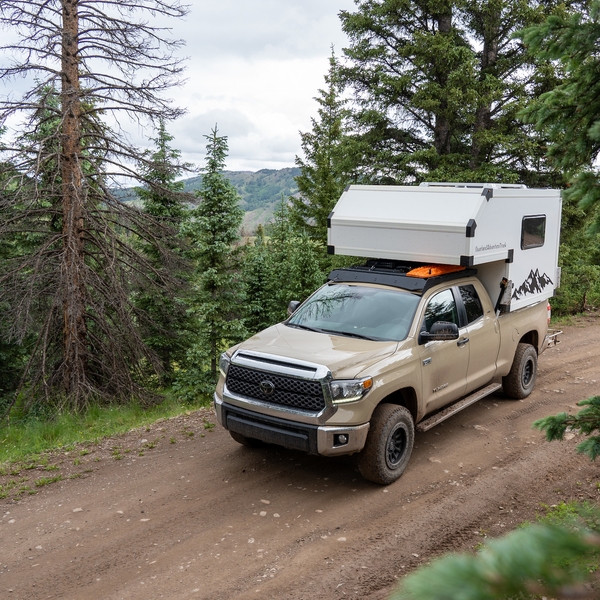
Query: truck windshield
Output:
[[287, 284, 420, 342]]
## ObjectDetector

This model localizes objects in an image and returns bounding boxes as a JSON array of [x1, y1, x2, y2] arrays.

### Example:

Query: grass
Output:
[[536, 500, 600, 576], [0, 394, 211, 465]]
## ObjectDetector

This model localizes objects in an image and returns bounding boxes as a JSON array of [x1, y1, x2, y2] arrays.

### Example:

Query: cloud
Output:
[[180, 0, 351, 60], [173, 109, 256, 147]]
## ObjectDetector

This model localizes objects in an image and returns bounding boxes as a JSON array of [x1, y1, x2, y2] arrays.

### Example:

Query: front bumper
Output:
[[214, 394, 369, 457]]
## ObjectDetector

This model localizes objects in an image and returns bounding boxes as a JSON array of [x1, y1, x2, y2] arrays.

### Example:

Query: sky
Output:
[[165, 0, 356, 172], [0, 0, 357, 174]]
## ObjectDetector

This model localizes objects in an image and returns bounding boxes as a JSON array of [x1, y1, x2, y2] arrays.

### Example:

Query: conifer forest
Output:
[[0, 0, 599, 419]]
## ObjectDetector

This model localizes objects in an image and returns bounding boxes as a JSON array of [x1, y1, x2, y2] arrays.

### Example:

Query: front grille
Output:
[[226, 364, 326, 412]]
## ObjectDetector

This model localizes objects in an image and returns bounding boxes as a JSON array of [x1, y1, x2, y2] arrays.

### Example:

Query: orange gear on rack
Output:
[[406, 264, 466, 278]]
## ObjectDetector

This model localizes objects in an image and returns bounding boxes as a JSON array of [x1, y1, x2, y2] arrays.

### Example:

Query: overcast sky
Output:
[[165, 0, 356, 172], [0, 1, 356, 174]]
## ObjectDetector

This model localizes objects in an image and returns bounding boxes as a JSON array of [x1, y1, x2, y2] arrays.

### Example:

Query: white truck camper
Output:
[[327, 182, 562, 312]]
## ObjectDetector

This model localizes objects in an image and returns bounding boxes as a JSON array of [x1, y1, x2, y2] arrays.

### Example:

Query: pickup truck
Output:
[[214, 260, 551, 484]]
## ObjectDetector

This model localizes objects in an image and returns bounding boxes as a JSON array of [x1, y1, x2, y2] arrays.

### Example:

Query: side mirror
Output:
[[287, 300, 301, 317], [419, 321, 459, 345]]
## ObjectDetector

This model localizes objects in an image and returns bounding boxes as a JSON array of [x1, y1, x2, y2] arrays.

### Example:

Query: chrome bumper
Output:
[[215, 393, 369, 456]]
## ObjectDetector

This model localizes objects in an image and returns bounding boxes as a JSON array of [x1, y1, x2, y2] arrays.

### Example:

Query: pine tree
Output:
[[242, 225, 277, 334], [291, 52, 352, 245], [391, 505, 600, 600], [0, 0, 188, 411], [337, 0, 574, 185], [177, 128, 245, 395], [521, 0, 600, 232], [134, 122, 193, 384], [268, 199, 325, 321]]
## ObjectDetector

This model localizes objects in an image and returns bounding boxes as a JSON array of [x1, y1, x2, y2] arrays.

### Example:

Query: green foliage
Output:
[[392, 513, 600, 600], [242, 225, 277, 333], [176, 128, 246, 397], [0, 393, 210, 464], [268, 200, 325, 320], [338, 0, 569, 185], [291, 51, 353, 246], [534, 396, 600, 460], [551, 195, 600, 314], [242, 201, 327, 334], [521, 0, 600, 232], [133, 122, 193, 384]]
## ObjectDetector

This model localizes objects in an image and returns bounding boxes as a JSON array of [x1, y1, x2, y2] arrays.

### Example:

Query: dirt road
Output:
[[2, 317, 600, 600]]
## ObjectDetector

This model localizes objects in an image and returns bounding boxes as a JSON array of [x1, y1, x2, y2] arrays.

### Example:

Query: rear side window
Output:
[[459, 285, 483, 324], [521, 215, 546, 249]]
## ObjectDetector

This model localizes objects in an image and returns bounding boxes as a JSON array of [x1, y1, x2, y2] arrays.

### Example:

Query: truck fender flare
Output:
[[377, 387, 418, 424]]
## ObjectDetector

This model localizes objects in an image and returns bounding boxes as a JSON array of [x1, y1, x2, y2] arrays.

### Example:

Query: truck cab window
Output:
[[459, 285, 484, 324], [423, 289, 458, 332]]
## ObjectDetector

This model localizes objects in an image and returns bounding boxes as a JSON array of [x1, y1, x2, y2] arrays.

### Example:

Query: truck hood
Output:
[[233, 323, 398, 379]]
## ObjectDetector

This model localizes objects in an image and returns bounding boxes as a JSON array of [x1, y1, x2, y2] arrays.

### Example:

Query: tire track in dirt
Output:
[[1, 317, 599, 600]]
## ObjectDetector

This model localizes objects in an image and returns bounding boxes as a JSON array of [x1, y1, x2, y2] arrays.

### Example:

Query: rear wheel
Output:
[[503, 343, 537, 399], [229, 431, 263, 448], [357, 404, 414, 485]]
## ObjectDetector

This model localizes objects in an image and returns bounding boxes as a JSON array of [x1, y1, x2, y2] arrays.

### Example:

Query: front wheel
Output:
[[503, 343, 538, 399], [357, 404, 415, 485]]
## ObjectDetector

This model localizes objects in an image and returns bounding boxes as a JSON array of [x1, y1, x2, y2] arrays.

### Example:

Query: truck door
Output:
[[419, 288, 469, 414], [459, 284, 500, 393]]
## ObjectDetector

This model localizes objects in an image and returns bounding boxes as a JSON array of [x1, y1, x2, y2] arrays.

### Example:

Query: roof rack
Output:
[[419, 182, 527, 189], [327, 260, 477, 294]]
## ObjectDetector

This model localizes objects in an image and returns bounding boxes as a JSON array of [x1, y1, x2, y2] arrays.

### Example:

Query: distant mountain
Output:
[[116, 167, 300, 231], [183, 167, 300, 212]]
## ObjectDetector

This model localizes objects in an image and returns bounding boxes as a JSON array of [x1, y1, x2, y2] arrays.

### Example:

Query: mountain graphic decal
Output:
[[512, 269, 554, 300]]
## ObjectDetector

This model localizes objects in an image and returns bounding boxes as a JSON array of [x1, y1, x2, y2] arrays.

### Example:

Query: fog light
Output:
[[334, 433, 348, 446]]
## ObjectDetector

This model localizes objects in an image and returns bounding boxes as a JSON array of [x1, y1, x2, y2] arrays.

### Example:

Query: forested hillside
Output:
[[116, 167, 300, 230], [184, 167, 300, 231], [182, 167, 300, 211]]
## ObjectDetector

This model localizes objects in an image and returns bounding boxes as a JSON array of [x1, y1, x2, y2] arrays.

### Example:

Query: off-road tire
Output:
[[229, 431, 263, 448], [503, 342, 538, 399], [357, 404, 415, 485]]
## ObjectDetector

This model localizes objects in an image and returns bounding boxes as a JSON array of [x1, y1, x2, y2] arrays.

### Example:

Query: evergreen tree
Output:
[[521, 0, 600, 232], [337, 0, 574, 185], [392, 505, 600, 600], [177, 128, 245, 396], [0, 0, 188, 411], [268, 199, 325, 321], [242, 225, 277, 334], [134, 122, 193, 384], [291, 52, 353, 245]]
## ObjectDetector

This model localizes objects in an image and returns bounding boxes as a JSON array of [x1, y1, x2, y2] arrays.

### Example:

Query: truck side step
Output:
[[416, 382, 503, 432]]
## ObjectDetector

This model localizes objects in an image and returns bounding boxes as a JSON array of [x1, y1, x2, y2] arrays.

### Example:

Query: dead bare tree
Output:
[[0, 0, 191, 412]]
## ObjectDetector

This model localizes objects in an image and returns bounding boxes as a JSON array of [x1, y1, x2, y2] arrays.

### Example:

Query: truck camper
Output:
[[214, 183, 562, 484]]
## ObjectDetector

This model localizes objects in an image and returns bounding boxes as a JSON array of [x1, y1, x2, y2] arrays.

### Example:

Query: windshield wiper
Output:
[[319, 328, 379, 341], [286, 323, 324, 333]]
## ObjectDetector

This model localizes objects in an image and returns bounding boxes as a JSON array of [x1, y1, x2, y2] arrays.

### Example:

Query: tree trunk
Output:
[[470, 9, 500, 169], [60, 0, 87, 400], [433, 10, 452, 155]]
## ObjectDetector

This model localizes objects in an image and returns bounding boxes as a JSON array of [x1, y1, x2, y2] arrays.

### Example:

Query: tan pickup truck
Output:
[[215, 183, 562, 484], [214, 261, 552, 484]]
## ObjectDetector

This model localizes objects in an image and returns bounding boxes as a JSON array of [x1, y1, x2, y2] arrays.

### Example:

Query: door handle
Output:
[[457, 337, 469, 347]]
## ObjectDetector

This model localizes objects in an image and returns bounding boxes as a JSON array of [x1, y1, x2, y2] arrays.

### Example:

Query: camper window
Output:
[[521, 215, 546, 250]]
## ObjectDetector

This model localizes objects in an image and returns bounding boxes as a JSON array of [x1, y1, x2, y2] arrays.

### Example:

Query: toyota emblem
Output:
[[259, 380, 275, 396]]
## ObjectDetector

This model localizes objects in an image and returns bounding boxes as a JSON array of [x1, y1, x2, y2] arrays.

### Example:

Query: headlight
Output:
[[219, 353, 231, 378], [330, 378, 373, 404]]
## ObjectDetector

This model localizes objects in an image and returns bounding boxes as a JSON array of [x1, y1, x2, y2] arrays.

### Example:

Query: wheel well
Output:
[[520, 330, 539, 353], [380, 388, 418, 423]]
